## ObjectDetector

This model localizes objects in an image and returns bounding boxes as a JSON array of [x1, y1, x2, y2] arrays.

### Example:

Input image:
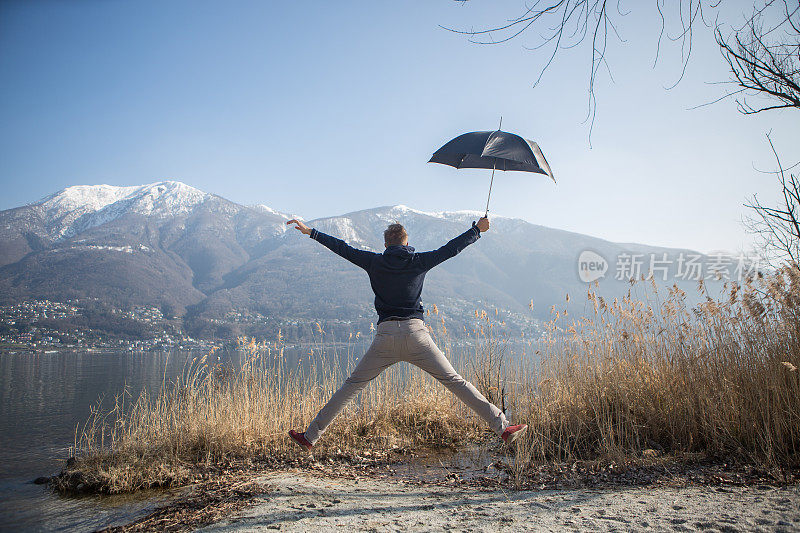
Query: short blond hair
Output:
[[384, 223, 408, 246]]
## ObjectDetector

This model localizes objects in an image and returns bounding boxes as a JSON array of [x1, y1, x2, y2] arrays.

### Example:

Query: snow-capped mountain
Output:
[[0, 181, 714, 339], [35, 181, 214, 239]]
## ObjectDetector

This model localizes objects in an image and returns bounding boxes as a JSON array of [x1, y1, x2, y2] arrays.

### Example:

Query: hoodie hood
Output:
[[383, 245, 416, 267], [383, 244, 415, 257]]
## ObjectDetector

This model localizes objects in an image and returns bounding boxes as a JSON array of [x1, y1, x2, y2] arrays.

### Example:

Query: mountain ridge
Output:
[[0, 181, 719, 339]]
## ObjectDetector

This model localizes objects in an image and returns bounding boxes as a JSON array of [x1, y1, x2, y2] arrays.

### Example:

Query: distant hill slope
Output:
[[0, 181, 719, 337]]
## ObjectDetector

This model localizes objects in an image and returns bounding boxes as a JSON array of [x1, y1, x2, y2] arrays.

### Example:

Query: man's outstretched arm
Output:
[[287, 219, 376, 271], [417, 216, 490, 271]]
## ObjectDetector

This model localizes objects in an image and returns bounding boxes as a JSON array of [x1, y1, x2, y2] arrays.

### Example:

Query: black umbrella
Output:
[[429, 122, 555, 216]]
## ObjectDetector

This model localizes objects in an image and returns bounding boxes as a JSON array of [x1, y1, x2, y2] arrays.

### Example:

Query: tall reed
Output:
[[60, 329, 481, 493], [509, 267, 800, 472], [59, 267, 800, 493]]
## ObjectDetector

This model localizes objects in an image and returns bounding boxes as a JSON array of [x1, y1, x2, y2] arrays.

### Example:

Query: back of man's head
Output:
[[384, 223, 408, 247]]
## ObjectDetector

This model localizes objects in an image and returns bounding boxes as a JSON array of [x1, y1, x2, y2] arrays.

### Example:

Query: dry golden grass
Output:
[[59, 267, 800, 493], [508, 266, 800, 476], [58, 330, 483, 493]]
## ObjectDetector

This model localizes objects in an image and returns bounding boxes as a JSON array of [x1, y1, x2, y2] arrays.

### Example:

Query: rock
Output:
[[32, 476, 51, 485]]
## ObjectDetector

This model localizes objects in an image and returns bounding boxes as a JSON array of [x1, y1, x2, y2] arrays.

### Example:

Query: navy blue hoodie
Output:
[[309, 224, 481, 323]]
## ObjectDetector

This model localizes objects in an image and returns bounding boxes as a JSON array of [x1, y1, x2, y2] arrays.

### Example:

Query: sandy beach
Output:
[[196, 471, 800, 532]]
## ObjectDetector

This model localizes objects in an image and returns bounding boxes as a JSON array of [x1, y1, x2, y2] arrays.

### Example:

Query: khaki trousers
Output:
[[304, 318, 508, 444]]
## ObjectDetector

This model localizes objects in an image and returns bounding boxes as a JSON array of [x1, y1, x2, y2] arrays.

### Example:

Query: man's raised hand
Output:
[[287, 219, 312, 235], [476, 216, 490, 233]]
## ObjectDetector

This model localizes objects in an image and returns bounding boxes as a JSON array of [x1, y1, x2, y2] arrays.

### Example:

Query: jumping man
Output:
[[285, 216, 527, 451]]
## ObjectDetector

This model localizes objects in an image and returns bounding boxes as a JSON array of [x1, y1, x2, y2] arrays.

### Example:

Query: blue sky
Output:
[[1, 0, 797, 253]]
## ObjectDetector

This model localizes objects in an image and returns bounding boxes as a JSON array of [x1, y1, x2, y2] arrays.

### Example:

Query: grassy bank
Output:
[[56, 268, 800, 493], [509, 268, 800, 482], [56, 334, 483, 493]]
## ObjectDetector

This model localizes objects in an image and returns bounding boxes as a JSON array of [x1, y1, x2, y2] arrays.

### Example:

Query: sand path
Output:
[[197, 471, 800, 532]]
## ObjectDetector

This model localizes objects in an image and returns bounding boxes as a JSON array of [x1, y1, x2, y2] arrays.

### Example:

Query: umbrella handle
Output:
[[484, 161, 496, 218], [484, 117, 502, 216]]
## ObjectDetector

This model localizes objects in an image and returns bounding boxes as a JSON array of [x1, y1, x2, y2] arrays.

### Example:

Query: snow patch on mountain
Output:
[[38, 184, 140, 214], [36, 181, 211, 238], [386, 205, 503, 222], [77, 244, 150, 253], [313, 216, 369, 246], [387, 205, 444, 219], [252, 205, 291, 220]]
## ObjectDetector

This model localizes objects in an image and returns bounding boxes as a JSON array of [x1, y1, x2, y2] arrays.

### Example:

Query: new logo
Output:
[[578, 250, 608, 283]]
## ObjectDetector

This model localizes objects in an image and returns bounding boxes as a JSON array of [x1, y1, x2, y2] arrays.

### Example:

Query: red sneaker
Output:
[[289, 429, 314, 452], [501, 424, 528, 444]]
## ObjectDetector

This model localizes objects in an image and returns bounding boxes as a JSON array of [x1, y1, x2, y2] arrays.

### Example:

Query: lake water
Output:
[[0, 351, 206, 532], [0, 342, 383, 532], [0, 339, 537, 532]]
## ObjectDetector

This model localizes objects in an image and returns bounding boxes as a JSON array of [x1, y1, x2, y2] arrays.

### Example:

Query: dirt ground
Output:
[[196, 471, 800, 532]]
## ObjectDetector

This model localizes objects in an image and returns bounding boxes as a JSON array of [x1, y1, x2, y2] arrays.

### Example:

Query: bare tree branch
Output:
[[715, 1, 799, 114], [443, 1, 723, 141], [745, 133, 800, 265]]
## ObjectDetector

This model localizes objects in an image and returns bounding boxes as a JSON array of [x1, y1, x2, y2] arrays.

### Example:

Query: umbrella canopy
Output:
[[428, 128, 556, 216], [429, 130, 555, 181]]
